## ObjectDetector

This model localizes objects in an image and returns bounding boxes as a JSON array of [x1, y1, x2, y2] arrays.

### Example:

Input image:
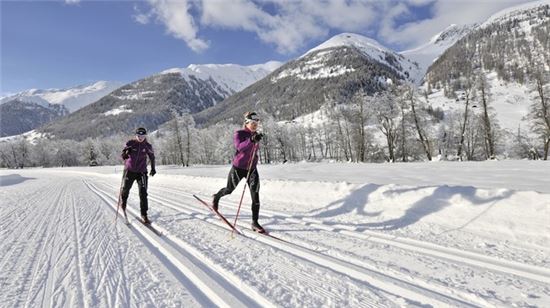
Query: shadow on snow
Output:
[[0, 174, 36, 187], [300, 184, 514, 231]]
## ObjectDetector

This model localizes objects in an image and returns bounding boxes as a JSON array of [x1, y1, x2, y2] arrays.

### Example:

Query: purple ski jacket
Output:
[[122, 139, 155, 173], [232, 128, 260, 170]]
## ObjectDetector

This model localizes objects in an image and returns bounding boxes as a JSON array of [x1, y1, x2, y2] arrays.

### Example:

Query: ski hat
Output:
[[244, 112, 260, 123], [135, 127, 147, 135]]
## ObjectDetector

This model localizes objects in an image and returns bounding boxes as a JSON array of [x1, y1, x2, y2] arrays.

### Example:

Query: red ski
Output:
[[193, 194, 242, 235]]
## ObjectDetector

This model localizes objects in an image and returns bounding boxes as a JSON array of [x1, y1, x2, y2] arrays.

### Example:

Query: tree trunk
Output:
[[457, 89, 472, 161], [409, 91, 432, 161], [536, 76, 550, 160], [185, 124, 190, 167], [480, 79, 495, 159]]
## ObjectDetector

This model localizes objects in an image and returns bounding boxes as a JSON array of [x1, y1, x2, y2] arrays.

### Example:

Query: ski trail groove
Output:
[[23, 183, 65, 308], [155, 186, 550, 285], [71, 193, 88, 308], [85, 180, 276, 308], [108, 182, 483, 307]]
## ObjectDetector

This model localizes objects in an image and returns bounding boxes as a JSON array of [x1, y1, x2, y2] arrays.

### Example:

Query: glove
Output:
[[121, 151, 129, 160], [251, 133, 263, 143], [150, 168, 156, 177]]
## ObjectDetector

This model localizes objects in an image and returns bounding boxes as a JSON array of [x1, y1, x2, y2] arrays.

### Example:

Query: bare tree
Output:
[[374, 92, 399, 162], [170, 112, 186, 167], [529, 70, 550, 159], [477, 74, 496, 159], [351, 91, 370, 162], [407, 86, 432, 161], [456, 76, 477, 160]]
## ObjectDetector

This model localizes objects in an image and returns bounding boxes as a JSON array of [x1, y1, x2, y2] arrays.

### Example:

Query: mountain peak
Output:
[[305, 33, 389, 57], [430, 24, 476, 45], [160, 61, 283, 94]]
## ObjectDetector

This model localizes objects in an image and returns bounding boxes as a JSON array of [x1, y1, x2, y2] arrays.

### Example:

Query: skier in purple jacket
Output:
[[120, 127, 156, 224], [213, 112, 265, 233]]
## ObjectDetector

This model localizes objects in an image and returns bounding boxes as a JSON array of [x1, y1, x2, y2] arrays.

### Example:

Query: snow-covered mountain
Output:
[[481, 0, 550, 27], [0, 81, 122, 137], [161, 61, 283, 96], [195, 33, 421, 125], [0, 81, 123, 112], [300, 33, 422, 83], [0, 100, 69, 137], [423, 1, 550, 135], [401, 24, 475, 78], [39, 61, 282, 140]]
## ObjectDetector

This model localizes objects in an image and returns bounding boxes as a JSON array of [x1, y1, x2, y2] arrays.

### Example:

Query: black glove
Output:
[[121, 150, 129, 160], [150, 168, 156, 177], [251, 133, 263, 143]]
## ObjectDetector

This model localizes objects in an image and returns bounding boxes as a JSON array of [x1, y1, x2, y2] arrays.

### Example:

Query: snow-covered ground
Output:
[[426, 71, 535, 136], [1, 161, 549, 307]]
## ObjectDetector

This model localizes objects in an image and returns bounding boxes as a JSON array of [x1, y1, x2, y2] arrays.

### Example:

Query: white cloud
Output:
[[140, 0, 378, 54], [65, 0, 80, 4], [200, 0, 380, 53], [146, 0, 209, 52], [137, 0, 544, 54]]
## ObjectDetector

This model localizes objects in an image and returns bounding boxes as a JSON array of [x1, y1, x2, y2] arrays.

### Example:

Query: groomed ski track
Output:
[[2, 168, 549, 307], [88, 180, 481, 307]]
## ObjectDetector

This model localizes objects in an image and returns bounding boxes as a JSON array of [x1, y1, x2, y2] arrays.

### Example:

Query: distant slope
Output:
[[0, 81, 122, 137], [423, 1, 550, 133], [401, 24, 475, 79], [195, 33, 420, 125], [0, 100, 68, 137], [39, 62, 282, 140], [0, 81, 123, 112]]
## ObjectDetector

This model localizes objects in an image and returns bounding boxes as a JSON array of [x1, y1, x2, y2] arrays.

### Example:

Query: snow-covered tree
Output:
[[528, 71, 550, 160]]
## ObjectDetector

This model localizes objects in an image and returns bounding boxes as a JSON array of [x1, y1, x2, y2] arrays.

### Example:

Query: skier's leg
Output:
[[137, 173, 148, 217], [120, 171, 136, 210], [213, 167, 242, 209], [248, 169, 263, 232]]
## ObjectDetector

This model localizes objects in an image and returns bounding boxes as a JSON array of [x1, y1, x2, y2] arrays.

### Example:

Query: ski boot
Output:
[[141, 214, 151, 225], [212, 194, 220, 212], [251, 221, 266, 234]]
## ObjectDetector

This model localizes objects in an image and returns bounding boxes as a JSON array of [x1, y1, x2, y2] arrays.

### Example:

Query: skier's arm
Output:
[[148, 145, 156, 176], [121, 142, 132, 160], [234, 131, 253, 152]]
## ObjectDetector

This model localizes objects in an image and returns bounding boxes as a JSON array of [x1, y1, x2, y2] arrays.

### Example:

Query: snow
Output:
[[0, 81, 123, 112], [161, 61, 283, 96], [426, 72, 534, 135], [283, 33, 422, 83], [103, 105, 133, 116], [481, 0, 550, 27], [274, 64, 355, 81], [401, 24, 475, 78], [282, 107, 332, 129], [112, 89, 157, 101], [0, 130, 49, 144], [2, 161, 549, 307]]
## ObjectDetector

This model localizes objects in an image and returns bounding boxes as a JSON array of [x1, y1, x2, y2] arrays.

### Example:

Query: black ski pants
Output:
[[120, 170, 148, 216], [215, 166, 260, 222]]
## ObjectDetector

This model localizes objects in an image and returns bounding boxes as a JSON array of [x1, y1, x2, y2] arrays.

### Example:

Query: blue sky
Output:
[[1, 0, 537, 95]]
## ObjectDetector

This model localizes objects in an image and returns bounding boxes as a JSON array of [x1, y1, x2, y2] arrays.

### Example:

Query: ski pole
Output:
[[115, 169, 127, 224], [232, 142, 259, 235]]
